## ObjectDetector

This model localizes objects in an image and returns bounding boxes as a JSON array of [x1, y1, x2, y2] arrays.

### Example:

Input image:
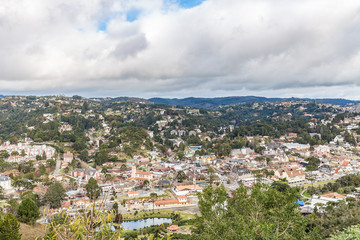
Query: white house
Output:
[[173, 185, 203, 196], [0, 175, 12, 191], [274, 168, 306, 184]]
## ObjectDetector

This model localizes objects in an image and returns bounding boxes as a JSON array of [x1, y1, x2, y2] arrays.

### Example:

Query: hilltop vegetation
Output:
[[149, 96, 360, 108]]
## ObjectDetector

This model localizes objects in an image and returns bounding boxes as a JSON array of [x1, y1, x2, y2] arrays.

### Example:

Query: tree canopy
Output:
[[193, 184, 321, 240], [17, 198, 40, 224], [0, 213, 21, 240], [85, 177, 102, 200], [43, 182, 66, 208]]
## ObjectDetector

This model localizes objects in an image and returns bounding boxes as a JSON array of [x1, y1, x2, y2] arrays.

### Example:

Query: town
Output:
[[0, 95, 360, 238]]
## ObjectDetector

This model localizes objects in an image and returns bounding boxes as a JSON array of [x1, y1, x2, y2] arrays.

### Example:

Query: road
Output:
[[300, 189, 309, 200]]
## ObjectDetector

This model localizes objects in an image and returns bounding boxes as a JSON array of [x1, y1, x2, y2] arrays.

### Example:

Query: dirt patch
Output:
[[20, 223, 45, 240]]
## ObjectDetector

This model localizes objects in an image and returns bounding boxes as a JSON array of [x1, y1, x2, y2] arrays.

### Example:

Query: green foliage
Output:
[[0, 213, 21, 240], [309, 200, 360, 238], [344, 132, 356, 146], [21, 191, 41, 206], [12, 179, 34, 191], [0, 150, 10, 159], [193, 184, 321, 239], [11, 151, 19, 156], [86, 177, 102, 200], [306, 156, 320, 171], [94, 150, 109, 166], [175, 170, 187, 182], [329, 224, 360, 240], [79, 149, 89, 161], [112, 202, 119, 214], [307, 174, 360, 195], [43, 182, 66, 208], [43, 208, 122, 240], [39, 164, 47, 176], [17, 198, 40, 224], [7, 199, 19, 215]]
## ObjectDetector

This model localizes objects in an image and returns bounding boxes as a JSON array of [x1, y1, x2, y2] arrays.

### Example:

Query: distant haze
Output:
[[1, 0, 360, 99]]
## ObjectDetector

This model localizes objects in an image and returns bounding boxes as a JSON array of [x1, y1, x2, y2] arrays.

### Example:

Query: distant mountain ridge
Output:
[[92, 97, 150, 103], [148, 96, 360, 108]]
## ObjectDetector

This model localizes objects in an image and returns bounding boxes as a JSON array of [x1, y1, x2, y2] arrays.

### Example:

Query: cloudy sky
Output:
[[1, 0, 360, 99]]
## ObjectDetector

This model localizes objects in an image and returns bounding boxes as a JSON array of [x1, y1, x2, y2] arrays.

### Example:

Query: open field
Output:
[[122, 209, 196, 221], [301, 179, 336, 188]]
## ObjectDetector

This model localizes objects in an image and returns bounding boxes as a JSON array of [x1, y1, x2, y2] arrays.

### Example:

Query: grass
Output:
[[178, 212, 196, 220], [121, 209, 196, 221], [19, 223, 45, 240], [302, 179, 336, 188]]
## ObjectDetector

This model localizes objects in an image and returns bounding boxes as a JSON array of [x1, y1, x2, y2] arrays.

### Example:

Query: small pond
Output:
[[121, 218, 172, 230]]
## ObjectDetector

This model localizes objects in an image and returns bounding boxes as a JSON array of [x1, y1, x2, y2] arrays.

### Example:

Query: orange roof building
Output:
[[167, 225, 179, 232]]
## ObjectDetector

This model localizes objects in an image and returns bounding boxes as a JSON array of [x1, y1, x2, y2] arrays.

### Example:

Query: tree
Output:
[[0, 150, 9, 159], [112, 202, 118, 214], [94, 150, 108, 166], [142, 179, 150, 189], [79, 149, 89, 161], [306, 156, 320, 171], [17, 198, 40, 224], [43, 207, 122, 239], [39, 164, 46, 176], [147, 225, 166, 239], [150, 193, 158, 212], [43, 182, 66, 208], [0, 213, 21, 240], [120, 164, 127, 171], [73, 140, 87, 152], [175, 170, 187, 182], [11, 151, 19, 156], [85, 178, 102, 200], [309, 200, 360, 237], [329, 224, 360, 240], [0, 186, 3, 199], [208, 167, 215, 184], [21, 191, 40, 207], [12, 180, 34, 192], [46, 159, 56, 168], [105, 174, 114, 182], [177, 151, 185, 160], [193, 184, 322, 239], [7, 199, 19, 215]]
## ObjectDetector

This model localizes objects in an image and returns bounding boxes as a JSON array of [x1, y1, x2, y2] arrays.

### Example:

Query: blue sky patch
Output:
[[126, 9, 141, 22], [98, 18, 110, 31], [177, 0, 206, 9]]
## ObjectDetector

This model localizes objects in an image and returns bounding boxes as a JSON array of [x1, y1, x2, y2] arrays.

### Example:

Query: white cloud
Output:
[[0, 0, 360, 99]]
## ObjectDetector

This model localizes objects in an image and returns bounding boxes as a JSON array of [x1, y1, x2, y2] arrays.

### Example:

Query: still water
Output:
[[121, 218, 172, 230]]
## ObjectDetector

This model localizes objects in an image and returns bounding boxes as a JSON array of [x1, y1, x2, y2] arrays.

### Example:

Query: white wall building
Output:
[[0, 175, 12, 191]]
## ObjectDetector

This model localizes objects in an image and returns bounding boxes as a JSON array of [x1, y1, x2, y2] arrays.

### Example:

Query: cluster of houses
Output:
[[3, 96, 360, 231], [0, 141, 55, 162]]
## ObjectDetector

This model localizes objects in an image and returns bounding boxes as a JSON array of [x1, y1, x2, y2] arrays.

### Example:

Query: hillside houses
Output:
[[72, 168, 99, 181], [0, 142, 55, 161], [173, 185, 203, 196], [131, 166, 153, 181], [274, 168, 306, 184]]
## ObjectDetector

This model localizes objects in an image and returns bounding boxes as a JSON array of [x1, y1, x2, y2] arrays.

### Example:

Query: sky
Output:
[[1, 0, 360, 99]]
